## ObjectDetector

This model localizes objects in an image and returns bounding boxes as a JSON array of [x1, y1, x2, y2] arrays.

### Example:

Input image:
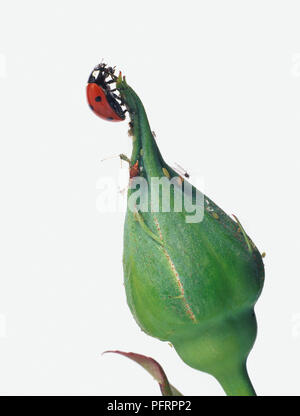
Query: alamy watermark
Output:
[[96, 173, 205, 223]]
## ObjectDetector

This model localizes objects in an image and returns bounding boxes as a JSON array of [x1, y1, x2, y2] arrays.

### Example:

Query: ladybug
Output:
[[87, 63, 126, 122]]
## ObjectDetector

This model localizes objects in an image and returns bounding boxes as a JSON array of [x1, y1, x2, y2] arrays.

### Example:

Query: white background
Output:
[[0, 0, 300, 396]]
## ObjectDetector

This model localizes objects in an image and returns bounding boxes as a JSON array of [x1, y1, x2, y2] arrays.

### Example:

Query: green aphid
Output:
[[117, 75, 265, 396]]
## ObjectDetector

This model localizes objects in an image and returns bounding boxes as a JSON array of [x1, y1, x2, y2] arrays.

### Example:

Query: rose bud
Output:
[[116, 75, 264, 396]]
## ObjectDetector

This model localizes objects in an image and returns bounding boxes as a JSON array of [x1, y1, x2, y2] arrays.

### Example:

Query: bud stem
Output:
[[215, 363, 256, 396], [117, 79, 165, 178]]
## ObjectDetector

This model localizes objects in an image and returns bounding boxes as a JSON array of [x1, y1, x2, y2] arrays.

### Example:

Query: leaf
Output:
[[103, 350, 183, 396]]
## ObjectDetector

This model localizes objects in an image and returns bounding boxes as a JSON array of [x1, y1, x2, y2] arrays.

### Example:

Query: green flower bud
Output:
[[117, 75, 264, 396]]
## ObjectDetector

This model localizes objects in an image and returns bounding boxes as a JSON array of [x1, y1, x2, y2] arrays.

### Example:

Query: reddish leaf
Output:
[[104, 350, 182, 396]]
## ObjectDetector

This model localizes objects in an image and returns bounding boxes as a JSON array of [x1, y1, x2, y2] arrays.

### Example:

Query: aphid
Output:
[[174, 162, 190, 178], [162, 167, 170, 179], [130, 160, 140, 178]]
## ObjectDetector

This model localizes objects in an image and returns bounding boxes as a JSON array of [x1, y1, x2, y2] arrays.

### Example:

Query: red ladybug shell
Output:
[[87, 83, 124, 122]]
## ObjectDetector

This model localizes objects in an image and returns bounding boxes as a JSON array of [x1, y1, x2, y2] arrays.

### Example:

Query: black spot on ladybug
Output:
[[95, 96, 102, 102], [89, 105, 94, 111], [107, 117, 114, 120]]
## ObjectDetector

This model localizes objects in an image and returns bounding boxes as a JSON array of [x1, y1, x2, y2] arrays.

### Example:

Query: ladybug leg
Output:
[[113, 93, 125, 105], [113, 92, 122, 100]]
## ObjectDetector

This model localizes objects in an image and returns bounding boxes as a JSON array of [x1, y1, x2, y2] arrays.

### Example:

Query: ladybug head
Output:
[[87, 63, 116, 88]]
